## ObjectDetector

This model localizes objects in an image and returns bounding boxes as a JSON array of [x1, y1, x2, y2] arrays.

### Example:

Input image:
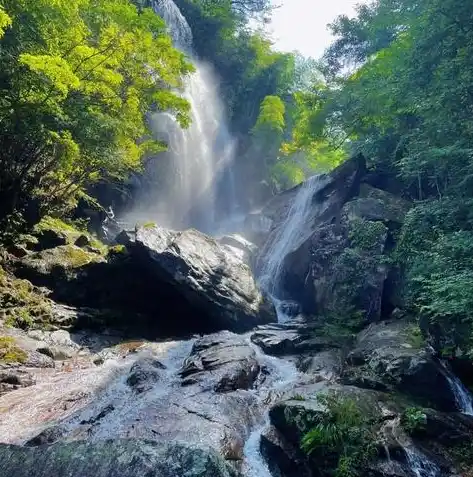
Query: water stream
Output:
[[404, 447, 441, 477], [126, 0, 238, 234], [440, 361, 473, 415]]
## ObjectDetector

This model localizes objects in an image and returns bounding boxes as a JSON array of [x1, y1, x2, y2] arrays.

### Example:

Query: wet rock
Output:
[[345, 321, 457, 410], [0, 439, 240, 477], [74, 235, 91, 248], [260, 425, 313, 477], [0, 369, 35, 394], [131, 226, 275, 333], [24, 349, 55, 368], [25, 426, 65, 447], [180, 331, 260, 392], [126, 357, 166, 393], [414, 408, 473, 445], [37, 346, 73, 361], [251, 323, 333, 357], [218, 234, 257, 264], [297, 349, 342, 380]]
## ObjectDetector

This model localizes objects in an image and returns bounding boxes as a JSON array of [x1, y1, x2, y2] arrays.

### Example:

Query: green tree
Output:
[[0, 0, 192, 226]]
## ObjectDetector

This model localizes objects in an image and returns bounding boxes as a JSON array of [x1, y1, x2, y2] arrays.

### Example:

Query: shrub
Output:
[[301, 393, 377, 477], [400, 407, 427, 434]]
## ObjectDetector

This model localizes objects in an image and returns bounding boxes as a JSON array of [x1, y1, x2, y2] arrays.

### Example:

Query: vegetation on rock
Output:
[[0, 336, 28, 364], [0, 266, 53, 330], [301, 393, 377, 477]]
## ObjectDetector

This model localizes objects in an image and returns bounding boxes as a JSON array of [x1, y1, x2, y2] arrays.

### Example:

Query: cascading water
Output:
[[127, 0, 238, 233], [404, 447, 441, 477], [258, 175, 326, 321], [440, 361, 473, 415]]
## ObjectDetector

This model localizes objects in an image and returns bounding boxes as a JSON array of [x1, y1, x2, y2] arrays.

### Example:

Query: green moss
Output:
[[108, 244, 127, 255], [53, 245, 99, 268], [0, 336, 27, 364], [403, 323, 426, 349], [0, 266, 53, 330], [34, 216, 107, 255], [142, 221, 157, 229]]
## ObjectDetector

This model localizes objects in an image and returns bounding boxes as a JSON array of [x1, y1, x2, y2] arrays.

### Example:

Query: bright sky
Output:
[[269, 0, 365, 59]]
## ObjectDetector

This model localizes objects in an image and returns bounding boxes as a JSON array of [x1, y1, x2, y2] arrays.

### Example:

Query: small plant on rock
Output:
[[301, 392, 377, 477], [400, 407, 427, 434]]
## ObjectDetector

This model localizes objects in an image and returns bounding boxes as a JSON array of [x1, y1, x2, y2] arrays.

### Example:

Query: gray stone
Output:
[[0, 439, 239, 477], [126, 357, 166, 393], [131, 226, 275, 333], [344, 321, 457, 410], [180, 331, 260, 392], [251, 323, 334, 357], [0, 369, 35, 394]]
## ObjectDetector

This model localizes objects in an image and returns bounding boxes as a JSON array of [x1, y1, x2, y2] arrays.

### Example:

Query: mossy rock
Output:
[[0, 336, 27, 364], [0, 267, 54, 330], [14, 245, 105, 294], [32, 217, 107, 254]]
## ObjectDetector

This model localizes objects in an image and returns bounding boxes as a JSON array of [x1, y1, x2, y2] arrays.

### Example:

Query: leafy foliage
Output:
[[0, 0, 192, 227], [302, 0, 473, 354], [400, 407, 427, 434], [301, 393, 377, 477]]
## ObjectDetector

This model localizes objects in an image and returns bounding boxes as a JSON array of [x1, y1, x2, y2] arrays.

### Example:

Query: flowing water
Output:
[[404, 447, 441, 477], [440, 361, 473, 415], [126, 0, 238, 233], [258, 175, 326, 322]]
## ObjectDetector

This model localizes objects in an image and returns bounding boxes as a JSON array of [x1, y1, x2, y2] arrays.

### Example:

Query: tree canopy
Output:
[[0, 0, 192, 225]]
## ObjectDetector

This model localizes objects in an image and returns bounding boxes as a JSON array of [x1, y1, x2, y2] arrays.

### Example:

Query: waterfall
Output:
[[440, 361, 473, 415], [404, 447, 441, 477], [258, 175, 326, 321], [127, 0, 238, 234]]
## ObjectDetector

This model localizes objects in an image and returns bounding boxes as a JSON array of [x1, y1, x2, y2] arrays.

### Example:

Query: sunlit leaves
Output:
[[0, 0, 193, 218], [0, 7, 12, 38]]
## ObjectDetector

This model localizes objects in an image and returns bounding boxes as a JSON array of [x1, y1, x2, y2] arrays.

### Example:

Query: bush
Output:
[[400, 407, 427, 434], [301, 393, 377, 477]]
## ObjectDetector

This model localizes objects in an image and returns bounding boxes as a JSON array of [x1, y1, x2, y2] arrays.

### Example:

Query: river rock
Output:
[[344, 320, 457, 411], [130, 225, 275, 333], [126, 357, 166, 393], [0, 369, 35, 394], [260, 425, 313, 477], [250, 323, 334, 357], [180, 331, 260, 392], [0, 440, 240, 477]]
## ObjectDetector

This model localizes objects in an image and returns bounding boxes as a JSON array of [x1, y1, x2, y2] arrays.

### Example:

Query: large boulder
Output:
[[129, 225, 275, 333], [273, 163, 411, 321], [0, 440, 239, 477], [180, 331, 260, 392], [344, 321, 457, 411]]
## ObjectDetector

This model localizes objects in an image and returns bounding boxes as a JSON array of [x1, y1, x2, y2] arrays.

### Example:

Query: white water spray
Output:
[[259, 175, 325, 295], [440, 361, 473, 415], [404, 447, 441, 477], [128, 0, 238, 233]]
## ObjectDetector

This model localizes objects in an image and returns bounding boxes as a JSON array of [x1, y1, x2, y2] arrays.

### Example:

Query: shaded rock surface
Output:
[[130, 226, 275, 333], [344, 320, 457, 410], [0, 440, 239, 477]]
